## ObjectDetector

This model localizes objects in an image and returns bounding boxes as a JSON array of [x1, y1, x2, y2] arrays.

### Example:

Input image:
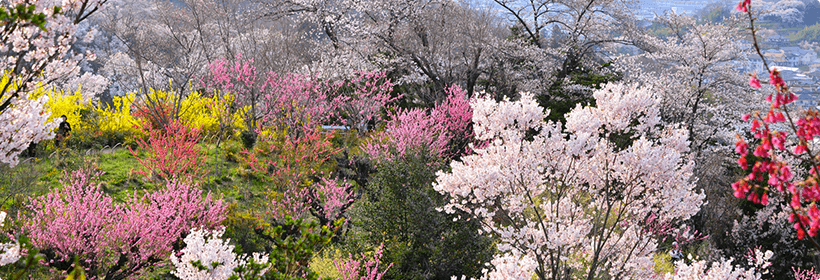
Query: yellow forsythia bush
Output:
[[96, 93, 140, 136], [137, 89, 246, 137], [44, 87, 94, 136], [178, 91, 246, 136]]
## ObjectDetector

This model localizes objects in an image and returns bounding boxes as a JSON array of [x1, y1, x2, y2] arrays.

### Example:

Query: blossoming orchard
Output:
[[3, 0, 820, 279]]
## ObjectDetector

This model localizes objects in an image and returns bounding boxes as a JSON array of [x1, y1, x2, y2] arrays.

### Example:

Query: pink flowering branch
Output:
[[202, 57, 397, 138], [239, 126, 339, 187], [733, 0, 820, 250], [794, 267, 820, 280], [364, 84, 472, 163], [432, 85, 474, 159], [268, 187, 311, 222], [364, 107, 449, 163], [307, 177, 355, 226], [333, 71, 397, 134]]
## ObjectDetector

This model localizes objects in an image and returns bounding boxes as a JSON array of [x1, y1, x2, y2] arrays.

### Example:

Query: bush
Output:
[[352, 152, 493, 280]]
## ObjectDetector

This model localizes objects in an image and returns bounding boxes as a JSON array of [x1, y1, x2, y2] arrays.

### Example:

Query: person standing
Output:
[[55, 115, 71, 148]]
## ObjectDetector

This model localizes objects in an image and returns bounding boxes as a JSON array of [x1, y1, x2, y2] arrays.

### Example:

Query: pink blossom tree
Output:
[[201, 56, 397, 139], [364, 84, 472, 163], [128, 119, 206, 182], [24, 168, 226, 279], [334, 243, 392, 280], [435, 83, 705, 279]]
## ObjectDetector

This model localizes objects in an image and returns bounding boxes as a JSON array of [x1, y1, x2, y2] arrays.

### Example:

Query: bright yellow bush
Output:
[[96, 93, 140, 136], [137, 89, 246, 137], [179, 91, 246, 136], [44, 87, 93, 135]]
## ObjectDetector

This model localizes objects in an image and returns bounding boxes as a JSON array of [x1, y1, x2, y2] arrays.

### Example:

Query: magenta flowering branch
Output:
[[733, 0, 820, 250]]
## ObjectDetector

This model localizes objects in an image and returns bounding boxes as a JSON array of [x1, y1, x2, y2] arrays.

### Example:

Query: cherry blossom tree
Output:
[[663, 248, 773, 280], [616, 13, 766, 255], [0, 0, 106, 114], [0, 0, 107, 167], [435, 83, 705, 279]]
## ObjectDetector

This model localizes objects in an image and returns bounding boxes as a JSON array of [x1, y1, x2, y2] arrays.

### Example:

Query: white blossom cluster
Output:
[[171, 227, 268, 280], [435, 83, 705, 279], [664, 249, 773, 280], [0, 0, 104, 87], [0, 212, 20, 267], [0, 93, 57, 167]]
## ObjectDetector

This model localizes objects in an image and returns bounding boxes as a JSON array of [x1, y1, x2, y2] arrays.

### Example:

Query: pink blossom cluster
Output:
[[333, 243, 392, 280], [363, 107, 449, 162], [731, 0, 820, 246], [201, 57, 396, 136], [432, 85, 474, 158], [364, 84, 471, 162], [794, 267, 820, 280], [0, 92, 56, 167], [308, 177, 355, 223], [242, 126, 338, 186], [333, 70, 396, 132], [733, 68, 820, 240], [24, 168, 226, 278], [435, 83, 705, 279], [268, 177, 355, 225]]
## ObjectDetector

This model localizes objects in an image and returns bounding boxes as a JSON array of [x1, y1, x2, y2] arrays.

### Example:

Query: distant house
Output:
[[806, 68, 820, 79], [763, 50, 786, 65], [794, 92, 820, 110], [765, 35, 789, 47], [782, 47, 819, 66]]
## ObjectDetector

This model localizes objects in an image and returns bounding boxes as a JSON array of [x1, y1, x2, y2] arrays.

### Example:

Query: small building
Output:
[[765, 35, 789, 47]]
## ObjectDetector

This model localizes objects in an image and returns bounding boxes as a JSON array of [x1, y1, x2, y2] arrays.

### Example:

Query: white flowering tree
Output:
[[171, 228, 269, 280], [0, 0, 106, 167], [617, 13, 768, 260], [623, 13, 759, 158], [435, 83, 706, 279]]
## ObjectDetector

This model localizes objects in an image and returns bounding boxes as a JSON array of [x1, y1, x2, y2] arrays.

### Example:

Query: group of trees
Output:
[[2, 0, 820, 279]]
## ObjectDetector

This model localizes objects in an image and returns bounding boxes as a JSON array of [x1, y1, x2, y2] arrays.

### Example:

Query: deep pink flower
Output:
[[769, 69, 786, 89], [749, 75, 762, 88], [736, 0, 750, 12]]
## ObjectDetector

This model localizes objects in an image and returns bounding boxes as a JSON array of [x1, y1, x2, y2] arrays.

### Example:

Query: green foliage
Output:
[[541, 63, 619, 124], [353, 152, 493, 280], [790, 22, 820, 42], [224, 215, 338, 280], [0, 4, 56, 32]]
